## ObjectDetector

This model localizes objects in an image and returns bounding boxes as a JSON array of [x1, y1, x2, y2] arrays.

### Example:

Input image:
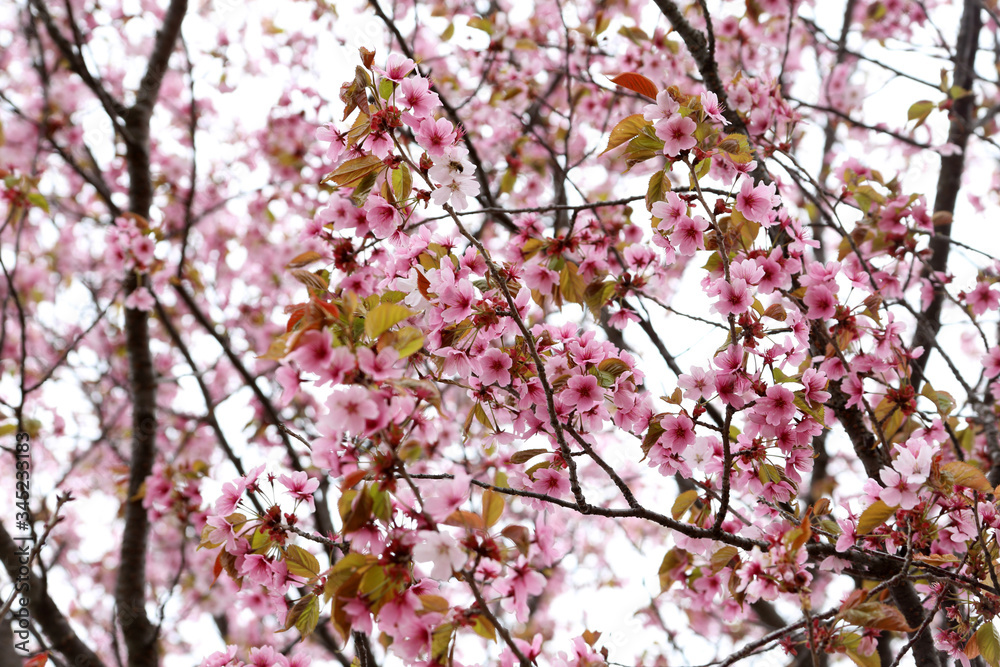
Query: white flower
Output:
[[412, 530, 466, 580], [429, 147, 480, 211]]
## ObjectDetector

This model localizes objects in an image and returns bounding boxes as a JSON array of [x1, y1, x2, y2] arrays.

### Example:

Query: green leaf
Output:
[[846, 647, 881, 667], [609, 72, 659, 100], [560, 262, 586, 304], [709, 546, 739, 572], [392, 163, 412, 201], [979, 622, 1000, 667], [658, 548, 685, 592], [378, 78, 395, 100], [856, 500, 896, 535], [350, 170, 379, 207], [285, 544, 320, 579], [671, 489, 699, 520], [601, 114, 653, 155], [598, 358, 630, 377], [467, 16, 493, 34], [583, 281, 617, 318], [27, 192, 49, 212], [324, 154, 384, 188], [482, 488, 505, 528], [646, 168, 670, 210], [717, 133, 752, 163], [907, 100, 935, 129], [365, 302, 414, 339], [280, 594, 320, 637], [431, 622, 455, 660], [921, 382, 956, 415], [510, 448, 548, 464], [391, 326, 424, 358], [501, 525, 531, 556], [471, 614, 496, 641], [694, 157, 712, 180], [943, 461, 993, 493]]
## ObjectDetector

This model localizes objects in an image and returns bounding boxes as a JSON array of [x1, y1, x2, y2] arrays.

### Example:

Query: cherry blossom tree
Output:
[[3, 0, 1000, 666]]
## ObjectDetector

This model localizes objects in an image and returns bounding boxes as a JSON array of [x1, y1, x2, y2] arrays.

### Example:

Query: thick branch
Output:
[[115, 3, 188, 667], [0, 522, 105, 667], [910, 0, 981, 391]]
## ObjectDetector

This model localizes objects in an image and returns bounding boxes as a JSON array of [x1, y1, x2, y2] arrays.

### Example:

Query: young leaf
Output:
[[979, 622, 1000, 667], [364, 302, 414, 339], [482, 488, 505, 528], [601, 114, 652, 155], [856, 500, 896, 535], [671, 489, 699, 520], [943, 461, 993, 493], [285, 544, 321, 579], [609, 72, 659, 100], [324, 154, 384, 188]]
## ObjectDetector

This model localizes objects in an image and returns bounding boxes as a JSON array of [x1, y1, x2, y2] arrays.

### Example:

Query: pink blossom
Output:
[[800, 368, 831, 404], [477, 348, 512, 386], [563, 374, 603, 412], [523, 263, 559, 292], [429, 148, 480, 210], [275, 364, 301, 407], [643, 89, 680, 122], [671, 215, 708, 255], [735, 178, 779, 223], [131, 235, 156, 266], [497, 561, 546, 622], [440, 279, 476, 322], [415, 117, 457, 156], [803, 284, 837, 320], [125, 286, 155, 311], [201, 647, 238, 667], [835, 518, 857, 552], [240, 553, 274, 586], [422, 473, 470, 521], [287, 329, 334, 373], [315, 123, 347, 162], [248, 646, 288, 667], [363, 131, 393, 159], [399, 76, 440, 120], [879, 468, 920, 510], [530, 468, 570, 498], [357, 346, 402, 380], [205, 513, 242, 553], [326, 386, 379, 434], [365, 195, 401, 239], [757, 384, 796, 426], [985, 347, 1000, 378], [215, 479, 246, 515], [968, 281, 1000, 316], [656, 114, 698, 157], [660, 414, 695, 451], [650, 191, 688, 229], [713, 344, 745, 376], [678, 366, 716, 401], [701, 90, 729, 124], [713, 278, 753, 316], [376, 53, 414, 82], [277, 471, 319, 507]]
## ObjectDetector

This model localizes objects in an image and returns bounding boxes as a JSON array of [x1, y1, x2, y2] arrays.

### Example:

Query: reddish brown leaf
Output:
[[609, 72, 659, 100]]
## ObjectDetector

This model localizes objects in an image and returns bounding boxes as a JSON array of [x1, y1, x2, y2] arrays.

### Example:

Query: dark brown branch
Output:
[[910, 0, 982, 391], [0, 522, 105, 667], [115, 4, 188, 667]]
